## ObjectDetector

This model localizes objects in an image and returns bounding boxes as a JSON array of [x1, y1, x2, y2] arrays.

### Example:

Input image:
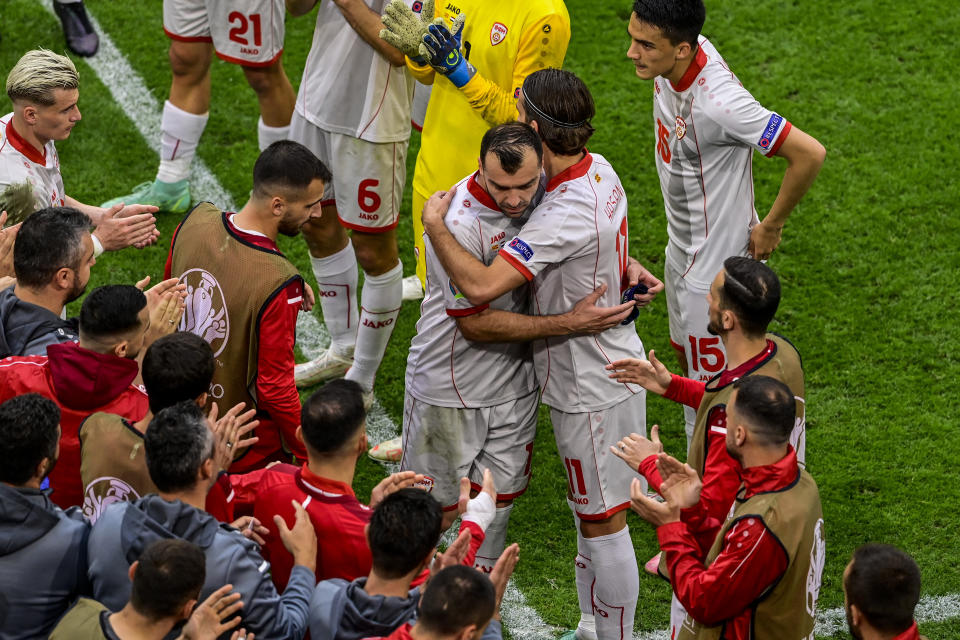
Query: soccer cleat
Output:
[[401, 274, 424, 301], [100, 179, 192, 214], [559, 630, 597, 640], [368, 436, 402, 462], [644, 551, 662, 576], [54, 0, 99, 57], [294, 347, 353, 388]]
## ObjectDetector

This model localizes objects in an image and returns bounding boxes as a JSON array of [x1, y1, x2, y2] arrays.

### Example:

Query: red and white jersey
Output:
[[653, 37, 792, 287], [0, 114, 66, 210], [295, 0, 416, 143], [499, 152, 644, 413], [406, 173, 537, 408]]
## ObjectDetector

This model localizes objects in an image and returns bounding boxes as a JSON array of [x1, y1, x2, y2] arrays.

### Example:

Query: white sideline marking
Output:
[[46, 2, 960, 638], [38, 1, 235, 210]]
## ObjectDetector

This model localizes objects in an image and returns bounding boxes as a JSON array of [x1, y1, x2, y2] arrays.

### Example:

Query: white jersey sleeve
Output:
[[0, 113, 66, 211]]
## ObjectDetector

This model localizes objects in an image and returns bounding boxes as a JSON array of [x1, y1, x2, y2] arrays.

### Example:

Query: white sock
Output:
[[345, 262, 402, 391], [575, 529, 598, 640], [157, 100, 208, 183], [582, 526, 638, 640], [311, 244, 359, 356], [474, 504, 512, 574], [257, 116, 290, 151]]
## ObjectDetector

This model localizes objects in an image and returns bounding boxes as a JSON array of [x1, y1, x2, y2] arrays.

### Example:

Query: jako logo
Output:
[[318, 290, 338, 297], [178, 268, 229, 357], [363, 318, 394, 329]]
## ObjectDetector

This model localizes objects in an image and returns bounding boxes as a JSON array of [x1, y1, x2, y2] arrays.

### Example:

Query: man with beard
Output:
[[0, 394, 91, 640], [843, 544, 927, 640], [629, 375, 824, 640], [165, 140, 331, 471], [607, 257, 804, 636], [0, 284, 171, 508]]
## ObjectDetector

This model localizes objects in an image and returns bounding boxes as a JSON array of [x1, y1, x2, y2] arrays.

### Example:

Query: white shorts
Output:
[[290, 112, 407, 233], [400, 389, 538, 510], [551, 391, 646, 520], [163, 0, 285, 67]]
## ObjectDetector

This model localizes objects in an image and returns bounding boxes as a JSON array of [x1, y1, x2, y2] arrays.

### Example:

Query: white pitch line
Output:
[[44, 3, 960, 638], [38, 1, 235, 210]]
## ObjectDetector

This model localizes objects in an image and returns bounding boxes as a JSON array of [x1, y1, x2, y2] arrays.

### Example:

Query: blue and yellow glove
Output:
[[419, 15, 475, 88]]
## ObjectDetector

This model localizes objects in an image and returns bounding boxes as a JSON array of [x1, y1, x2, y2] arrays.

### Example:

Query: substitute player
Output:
[[607, 257, 804, 637], [378, 0, 570, 292], [103, 0, 297, 213], [287, 0, 419, 399], [421, 70, 663, 640], [626, 0, 825, 446], [403, 122, 636, 573]]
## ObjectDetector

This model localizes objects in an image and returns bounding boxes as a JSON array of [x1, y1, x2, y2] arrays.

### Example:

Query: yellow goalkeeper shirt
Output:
[[408, 0, 570, 198]]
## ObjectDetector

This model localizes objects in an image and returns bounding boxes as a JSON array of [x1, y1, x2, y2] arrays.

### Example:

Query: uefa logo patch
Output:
[[490, 22, 508, 46], [758, 113, 784, 150], [508, 237, 534, 260], [179, 268, 230, 357]]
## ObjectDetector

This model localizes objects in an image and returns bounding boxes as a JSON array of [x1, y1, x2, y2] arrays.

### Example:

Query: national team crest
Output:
[[490, 22, 508, 46], [675, 116, 687, 140], [179, 268, 230, 357]]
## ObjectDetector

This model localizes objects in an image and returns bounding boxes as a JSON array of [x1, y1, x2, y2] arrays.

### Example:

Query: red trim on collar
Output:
[[296, 464, 358, 499], [546, 151, 592, 192], [892, 622, 920, 640], [5, 118, 46, 165], [671, 45, 708, 92], [741, 447, 799, 498], [716, 339, 776, 386], [467, 172, 500, 211]]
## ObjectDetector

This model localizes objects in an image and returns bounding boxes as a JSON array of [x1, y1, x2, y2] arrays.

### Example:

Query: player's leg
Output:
[[400, 395, 482, 531], [342, 138, 406, 395], [470, 389, 538, 573], [102, 0, 212, 212], [553, 396, 645, 640], [240, 60, 295, 150]]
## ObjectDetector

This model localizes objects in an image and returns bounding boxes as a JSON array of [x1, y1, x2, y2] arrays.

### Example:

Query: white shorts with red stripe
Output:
[[400, 388, 538, 510], [551, 390, 646, 520], [163, 0, 285, 67], [290, 111, 407, 232]]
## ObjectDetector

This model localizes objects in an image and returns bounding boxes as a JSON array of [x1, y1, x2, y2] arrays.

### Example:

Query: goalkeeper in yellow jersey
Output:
[[379, 0, 570, 294]]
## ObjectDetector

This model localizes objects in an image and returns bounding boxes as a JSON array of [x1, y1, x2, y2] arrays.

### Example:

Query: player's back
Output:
[[500, 153, 644, 412], [406, 174, 537, 409]]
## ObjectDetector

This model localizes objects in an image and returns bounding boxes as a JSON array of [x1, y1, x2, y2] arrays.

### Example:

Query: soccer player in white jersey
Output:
[[627, 0, 825, 447], [102, 0, 297, 213], [404, 122, 636, 573], [1, 50, 158, 255], [421, 69, 663, 640], [287, 0, 420, 400]]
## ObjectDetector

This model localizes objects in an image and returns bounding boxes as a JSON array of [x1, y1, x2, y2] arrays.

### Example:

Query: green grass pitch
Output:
[[1, 0, 959, 636]]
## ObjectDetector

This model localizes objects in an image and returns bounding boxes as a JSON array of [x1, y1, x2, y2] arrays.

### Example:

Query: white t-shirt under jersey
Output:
[[295, 0, 417, 143], [499, 152, 644, 413], [653, 36, 792, 287], [406, 174, 538, 409], [0, 113, 66, 210]]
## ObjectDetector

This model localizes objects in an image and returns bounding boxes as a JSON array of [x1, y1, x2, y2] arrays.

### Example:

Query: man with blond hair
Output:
[[1, 49, 158, 253]]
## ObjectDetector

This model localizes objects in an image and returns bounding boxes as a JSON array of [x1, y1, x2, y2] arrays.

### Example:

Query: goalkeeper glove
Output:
[[379, 0, 435, 64], [0, 182, 39, 226], [419, 16, 475, 88]]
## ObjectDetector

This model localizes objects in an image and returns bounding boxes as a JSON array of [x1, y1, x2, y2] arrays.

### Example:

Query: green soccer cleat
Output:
[[101, 179, 192, 214]]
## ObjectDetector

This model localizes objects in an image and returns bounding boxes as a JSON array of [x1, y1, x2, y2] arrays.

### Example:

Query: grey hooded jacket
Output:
[[88, 494, 313, 640], [0, 483, 91, 640], [0, 285, 78, 359], [310, 577, 502, 640]]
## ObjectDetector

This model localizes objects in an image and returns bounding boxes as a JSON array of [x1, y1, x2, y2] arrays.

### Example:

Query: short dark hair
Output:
[[520, 69, 595, 156], [252, 140, 332, 200], [632, 0, 705, 48], [0, 394, 60, 485], [130, 539, 206, 622], [846, 544, 921, 634], [300, 380, 366, 455], [13, 207, 91, 289], [368, 488, 442, 579], [142, 333, 215, 415], [480, 122, 543, 174], [731, 375, 795, 446], [79, 285, 148, 342], [719, 256, 781, 337], [419, 566, 496, 635], [144, 401, 214, 493]]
